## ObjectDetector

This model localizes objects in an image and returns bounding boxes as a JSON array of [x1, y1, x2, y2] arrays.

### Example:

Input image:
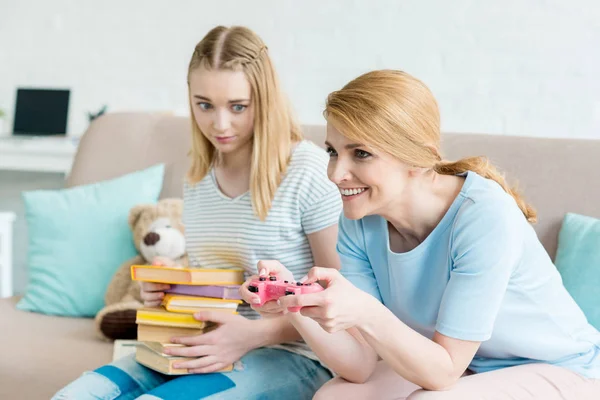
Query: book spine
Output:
[[136, 313, 207, 329], [166, 284, 242, 300]]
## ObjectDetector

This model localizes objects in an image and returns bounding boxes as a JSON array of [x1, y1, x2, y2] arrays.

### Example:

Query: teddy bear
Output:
[[95, 197, 188, 341]]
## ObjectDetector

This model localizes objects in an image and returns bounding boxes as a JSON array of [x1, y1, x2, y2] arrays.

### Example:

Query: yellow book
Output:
[[136, 307, 215, 329], [130, 264, 245, 285], [162, 294, 241, 314], [135, 344, 233, 375], [137, 323, 209, 343]]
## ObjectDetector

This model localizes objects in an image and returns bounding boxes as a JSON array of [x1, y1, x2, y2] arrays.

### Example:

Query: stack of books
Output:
[[130, 265, 245, 374]]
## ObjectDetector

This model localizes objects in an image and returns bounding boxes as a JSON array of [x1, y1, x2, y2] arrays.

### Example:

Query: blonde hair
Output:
[[325, 70, 537, 223], [186, 26, 302, 220]]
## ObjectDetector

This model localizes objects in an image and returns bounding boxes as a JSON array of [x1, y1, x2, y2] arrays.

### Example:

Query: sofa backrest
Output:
[[67, 112, 192, 199], [68, 113, 600, 260]]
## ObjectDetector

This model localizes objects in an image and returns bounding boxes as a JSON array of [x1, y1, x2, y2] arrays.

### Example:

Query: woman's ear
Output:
[[407, 166, 428, 178]]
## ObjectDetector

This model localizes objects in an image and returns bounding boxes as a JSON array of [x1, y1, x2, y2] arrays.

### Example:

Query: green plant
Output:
[[87, 105, 107, 123], [0, 108, 5, 118]]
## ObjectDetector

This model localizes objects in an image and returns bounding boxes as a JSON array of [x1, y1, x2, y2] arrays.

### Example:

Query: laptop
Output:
[[12, 88, 70, 136]]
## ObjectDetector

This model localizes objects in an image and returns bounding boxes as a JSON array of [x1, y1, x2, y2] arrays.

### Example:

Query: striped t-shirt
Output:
[[182, 140, 342, 361]]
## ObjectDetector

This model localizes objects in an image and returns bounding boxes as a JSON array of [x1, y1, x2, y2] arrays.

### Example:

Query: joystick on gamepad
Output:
[[248, 276, 324, 312]]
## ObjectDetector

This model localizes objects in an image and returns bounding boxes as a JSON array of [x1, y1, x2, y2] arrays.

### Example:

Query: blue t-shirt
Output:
[[338, 171, 600, 379]]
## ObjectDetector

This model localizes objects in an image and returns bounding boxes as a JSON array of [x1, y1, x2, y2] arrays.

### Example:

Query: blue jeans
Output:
[[52, 348, 332, 400]]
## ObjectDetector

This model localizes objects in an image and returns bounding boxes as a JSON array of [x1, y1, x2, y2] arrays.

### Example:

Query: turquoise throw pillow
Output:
[[17, 164, 165, 317], [555, 212, 600, 330]]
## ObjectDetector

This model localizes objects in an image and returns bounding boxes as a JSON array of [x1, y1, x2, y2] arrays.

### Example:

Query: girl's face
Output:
[[189, 66, 255, 154], [326, 122, 413, 220]]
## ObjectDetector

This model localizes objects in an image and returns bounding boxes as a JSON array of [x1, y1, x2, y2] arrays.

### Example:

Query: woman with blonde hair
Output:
[[244, 70, 600, 399], [53, 26, 340, 399]]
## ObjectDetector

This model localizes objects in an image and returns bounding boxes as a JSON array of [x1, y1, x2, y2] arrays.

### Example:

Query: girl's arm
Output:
[[306, 224, 341, 271]]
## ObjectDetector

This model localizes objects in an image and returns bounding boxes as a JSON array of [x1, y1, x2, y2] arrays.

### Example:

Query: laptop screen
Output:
[[13, 88, 70, 136]]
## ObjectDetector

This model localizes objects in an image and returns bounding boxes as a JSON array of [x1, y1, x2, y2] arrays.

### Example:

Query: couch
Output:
[[1, 112, 599, 399]]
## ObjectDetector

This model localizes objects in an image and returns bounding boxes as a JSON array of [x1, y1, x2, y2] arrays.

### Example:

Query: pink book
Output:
[[165, 284, 242, 300]]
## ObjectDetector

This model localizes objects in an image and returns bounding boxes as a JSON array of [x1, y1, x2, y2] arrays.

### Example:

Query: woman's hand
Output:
[[239, 260, 295, 318], [165, 312, 257, 373], [278, 267, 377, 333], [139, 256, 175, 307]]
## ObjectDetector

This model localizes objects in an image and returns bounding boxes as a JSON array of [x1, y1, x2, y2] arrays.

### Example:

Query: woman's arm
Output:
[[284, 219, 379, 382], [281, 268, 479, 389], [299, 224, 379, 383], [243, 225, 344, 356], [283, 224, 378, 383], [242, 259, 379, 383], [252, 260, 379, 383], [287, 198, 520, 390], [286, 313, 378, 383], [358, 306, 480, 390]]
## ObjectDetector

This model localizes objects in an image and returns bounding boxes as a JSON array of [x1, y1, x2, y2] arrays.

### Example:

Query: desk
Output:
[[0, 136, 79, 174]]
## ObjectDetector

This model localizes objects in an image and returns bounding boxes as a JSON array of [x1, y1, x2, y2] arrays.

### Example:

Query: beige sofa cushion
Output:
[[439, 134, 600, 259], [0, 297, 112, 399], [66, 112, 192, 199]]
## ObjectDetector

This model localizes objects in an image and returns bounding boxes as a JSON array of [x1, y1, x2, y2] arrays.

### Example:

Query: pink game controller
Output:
[[248, 276, 324, 312]]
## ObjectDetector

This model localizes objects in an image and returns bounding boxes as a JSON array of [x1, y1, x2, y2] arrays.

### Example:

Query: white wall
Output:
[[2, 0, 600, 139]]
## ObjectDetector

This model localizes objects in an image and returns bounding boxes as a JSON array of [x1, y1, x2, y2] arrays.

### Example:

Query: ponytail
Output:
[[434, 157, 537, 223]]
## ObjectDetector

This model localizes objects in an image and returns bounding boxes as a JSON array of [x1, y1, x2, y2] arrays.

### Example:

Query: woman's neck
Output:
[[382, 172, 464, 244]]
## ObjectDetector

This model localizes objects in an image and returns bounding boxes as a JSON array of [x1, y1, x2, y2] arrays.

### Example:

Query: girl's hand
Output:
[[139, 281, 171, 307], [139, 256, 174, 307], [239, 260, 295, 318], [278, 267, 376, 333], [165, 312, 256, 373]]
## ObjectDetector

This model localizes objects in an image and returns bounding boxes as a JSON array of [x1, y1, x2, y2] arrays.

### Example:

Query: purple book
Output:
[[165, 284, 242, 300]]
